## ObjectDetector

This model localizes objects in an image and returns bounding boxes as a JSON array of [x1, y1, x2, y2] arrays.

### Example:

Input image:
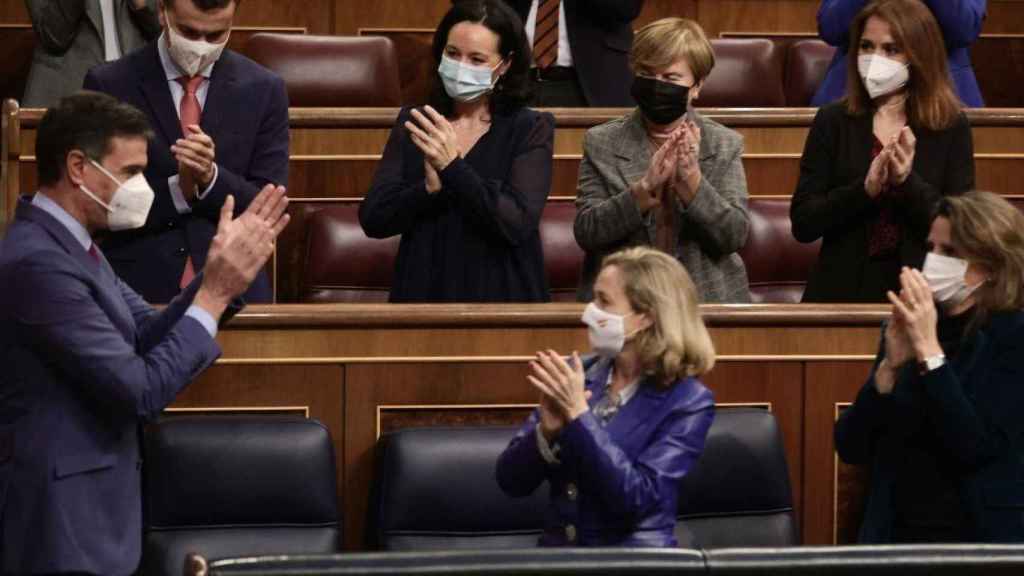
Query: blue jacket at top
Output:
[[811, 0, 986, 107]]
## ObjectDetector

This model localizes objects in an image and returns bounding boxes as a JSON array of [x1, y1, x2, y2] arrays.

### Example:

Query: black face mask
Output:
[[631, 76, 690, 125]]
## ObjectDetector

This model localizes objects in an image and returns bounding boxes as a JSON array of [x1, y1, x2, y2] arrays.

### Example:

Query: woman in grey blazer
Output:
[[573, 17, 750, 303], [24, 0, 160, 108]]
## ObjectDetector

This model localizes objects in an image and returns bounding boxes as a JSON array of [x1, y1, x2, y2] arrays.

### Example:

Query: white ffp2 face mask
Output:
[[165, 12, 228, 77], [921, 252, 983, 311], [858, 54, 909, 99], [438, 54, 501, 102], [79, 160, 155, 231], [581, 302, 631, 358]]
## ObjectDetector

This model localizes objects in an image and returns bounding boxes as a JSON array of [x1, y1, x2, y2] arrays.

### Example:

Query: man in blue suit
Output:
[[0, 91, 289, 575], [84, 0, 289, 303]]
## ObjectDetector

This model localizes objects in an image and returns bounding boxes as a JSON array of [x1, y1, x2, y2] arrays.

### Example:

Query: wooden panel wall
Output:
[[164, 303, 887, 550]]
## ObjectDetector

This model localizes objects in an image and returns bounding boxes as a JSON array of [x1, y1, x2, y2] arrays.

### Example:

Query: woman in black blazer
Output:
[[837, 191, 1024, 543], [792, 0, 974, 302]]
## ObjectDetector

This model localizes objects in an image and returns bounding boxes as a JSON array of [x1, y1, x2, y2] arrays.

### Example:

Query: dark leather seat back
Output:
[[368, 426, 549, 550], [739, 198, 820, 303], [785, 39, 837, 106], [243, 34, 402, 106], [676, 407, 797, 548], [204, 549, 707, 575], [140, 415, 341, 576], [701, 39, 786, 107], [705, 544, 1024, 575], [303, 204, 399, 302], [540, 202, 584, 302]]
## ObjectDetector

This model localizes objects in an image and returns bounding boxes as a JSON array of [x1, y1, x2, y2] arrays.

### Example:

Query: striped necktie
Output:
[[533, 0, 560, 69]]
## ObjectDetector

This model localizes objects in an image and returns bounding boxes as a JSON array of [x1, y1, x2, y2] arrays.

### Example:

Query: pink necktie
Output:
[[175, 75, 204, 290], [88, 243, 100, 263]]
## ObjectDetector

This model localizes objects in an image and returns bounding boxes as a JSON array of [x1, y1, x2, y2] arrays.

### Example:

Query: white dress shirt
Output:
[[98, 0, 122, 61], [156, 31, 220, 213]]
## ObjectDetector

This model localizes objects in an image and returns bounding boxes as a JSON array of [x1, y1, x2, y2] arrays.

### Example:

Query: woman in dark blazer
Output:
[[792, 0, 974, 303], [497, 247, 715, 547], [837, 191, 1024, 543], [359, 0, 553, 302]]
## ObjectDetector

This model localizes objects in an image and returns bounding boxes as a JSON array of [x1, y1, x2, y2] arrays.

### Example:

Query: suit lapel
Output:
[[606, 382, 670, 441], [138, 43, 183, 145], [84, 0, 104, 40], [200, 52, 237, 139], [615, 110, 656, 244]]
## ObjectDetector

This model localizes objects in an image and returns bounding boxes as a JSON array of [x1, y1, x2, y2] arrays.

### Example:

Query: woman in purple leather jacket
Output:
[[812, 0, 985, 107], [496, 246, 715, 547]]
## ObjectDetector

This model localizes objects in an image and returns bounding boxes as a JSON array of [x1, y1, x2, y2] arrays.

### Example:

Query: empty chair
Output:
[[539, 202, 585, 302], [738, 198, 821, 303], [704, 544, 1024, 576], [302, 204, 400, 302], [785, 39, 837, 107], [195, 549, 707, 576], [700, 39, 786, 107], [368, 426, 549, 550], [676, 407, 798, 548], [243, 34, 401, 106], [139, 415, 342, 576]]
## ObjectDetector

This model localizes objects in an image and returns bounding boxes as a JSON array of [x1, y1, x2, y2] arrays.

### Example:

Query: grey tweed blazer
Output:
[[573, 109, 751, 303], [24, 0, 160, 108]]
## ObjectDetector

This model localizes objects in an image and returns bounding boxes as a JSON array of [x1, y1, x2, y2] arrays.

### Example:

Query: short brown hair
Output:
[[935, 191, 1024, 328], [36, 91, 153, 187], [630, 18, 715, 84], [845, 0, 961, 130], [601, 247, 716, 384]]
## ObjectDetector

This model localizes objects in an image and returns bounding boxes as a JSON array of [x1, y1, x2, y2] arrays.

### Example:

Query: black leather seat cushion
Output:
[[369, 426, 549, 550], [140, 415, 342, 576], [676, 407, 797, 548]]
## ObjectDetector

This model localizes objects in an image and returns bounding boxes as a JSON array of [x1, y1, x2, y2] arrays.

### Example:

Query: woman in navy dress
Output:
[[360, 0, 554, 302]]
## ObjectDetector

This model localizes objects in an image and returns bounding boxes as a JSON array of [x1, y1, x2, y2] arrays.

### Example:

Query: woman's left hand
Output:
[[886, 266, 943, 361], [887, 126, 916, 186], [528, 350, 589, 421], [405, 106, 461, 172], [671, 120, 702, 204]]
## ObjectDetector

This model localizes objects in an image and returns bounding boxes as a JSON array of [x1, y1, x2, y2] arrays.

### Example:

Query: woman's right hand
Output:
[[536, 393, 565, 440], [632, 131, 682, 211], [865, 145, 891, 198]]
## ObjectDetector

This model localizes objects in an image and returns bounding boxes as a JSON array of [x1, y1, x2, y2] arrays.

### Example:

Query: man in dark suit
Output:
[[84, 0, 289, 303], [0, 90, 288, 575], [504, 0, 644, 107]]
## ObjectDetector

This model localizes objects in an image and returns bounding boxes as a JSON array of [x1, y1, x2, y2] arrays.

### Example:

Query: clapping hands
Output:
[[866, 126, 916, 198], [633, 120, 703, 211]]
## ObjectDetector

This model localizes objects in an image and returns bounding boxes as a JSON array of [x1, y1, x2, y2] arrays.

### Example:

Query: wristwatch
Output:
[[918, 354, 946, 374]]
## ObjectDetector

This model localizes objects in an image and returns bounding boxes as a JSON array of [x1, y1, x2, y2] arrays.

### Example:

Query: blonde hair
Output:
[[601, 247, 716, 383], [935, 191, 1024, 327], [630, 17, 715, 83]]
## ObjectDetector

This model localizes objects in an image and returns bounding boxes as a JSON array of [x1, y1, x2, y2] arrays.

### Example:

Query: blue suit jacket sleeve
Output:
[[10, 248, 221, 421], [557, 389, 714, 521], [817, 0, 869, 47], [495, 409, 552, 497], [190, 73, 290, 221], [923, 0, 986, 49]]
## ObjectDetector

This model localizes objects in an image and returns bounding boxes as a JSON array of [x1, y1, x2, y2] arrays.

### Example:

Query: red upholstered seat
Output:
[[784, 39, 836, 107], [242, 34, 402, 107], [302, 204, 399, 303], [539, 202, 584, 302], [301, 202, 584, 303], [738, 198, 820, 303], [700, 39, 787, 108]]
